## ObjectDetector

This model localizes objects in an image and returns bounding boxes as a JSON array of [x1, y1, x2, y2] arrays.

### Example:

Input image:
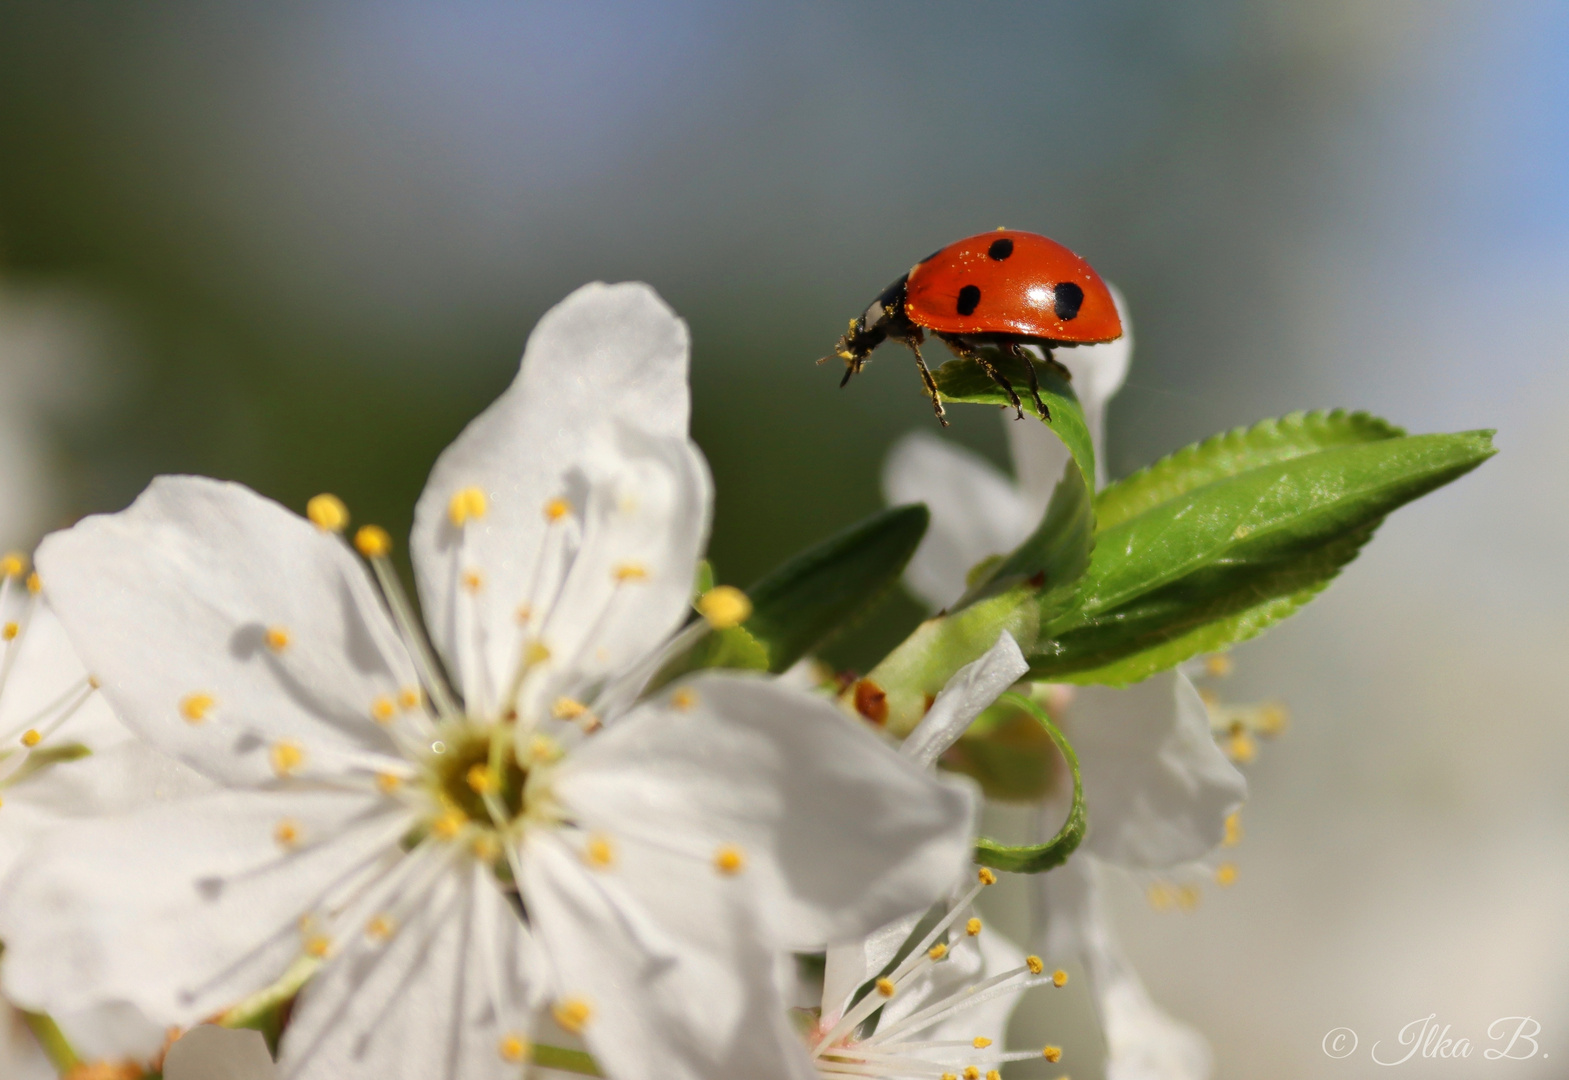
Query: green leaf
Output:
[[1095, 409, 1406, 531], [957, 458, 1094, 618], [932, 349, 1094, 489], [973, 693, 1085, 873], [1031, 428, 1496, 682], [745, 504, 930, 673]]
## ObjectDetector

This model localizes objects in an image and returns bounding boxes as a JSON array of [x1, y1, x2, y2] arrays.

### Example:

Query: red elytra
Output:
[[823, 229, 1122, 426]]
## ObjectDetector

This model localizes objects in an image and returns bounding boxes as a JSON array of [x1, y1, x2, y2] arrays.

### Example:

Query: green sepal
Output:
[[972, 693, 1085, 873], [941, 698, 1060, 802], [932, 349, 1095, 489], [1032, 428, 1497, 683], [957, 458, 1094, 619], [744, 504, 930, 673], [533, 1045, 602, 1075], [21, 1011, 80, 1073], [654, 623, 771, 685]]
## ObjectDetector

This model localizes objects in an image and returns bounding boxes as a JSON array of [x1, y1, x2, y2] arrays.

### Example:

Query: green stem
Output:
[[218, 954, 320, 1031], [533, 1043, 601, 1075], [22, 1011, 80, 1073], [972, 692, 1086, 873]]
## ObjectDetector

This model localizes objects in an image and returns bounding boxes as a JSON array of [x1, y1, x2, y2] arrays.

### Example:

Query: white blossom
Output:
[[0, 282, 976, 1080]]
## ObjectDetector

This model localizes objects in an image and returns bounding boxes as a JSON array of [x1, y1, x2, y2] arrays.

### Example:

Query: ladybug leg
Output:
[[970, 350, 1026, 420], [903, 339, 948, 427], [1004, 341, 1052, 422]]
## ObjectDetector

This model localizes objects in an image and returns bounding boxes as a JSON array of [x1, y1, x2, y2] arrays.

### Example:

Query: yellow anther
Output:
[[612, 562, 649, 583], [875, 977, 896, 998], [306, 494, 349, 533], [1204, 654, 1234, 678], [1025, 955, 1044, 975], [524, 640, 551, 666], [978, 867, 996, 886], [274, 819, 302, 848], [965, 917, 982, 936], [2, 622, 17, 641], [584, 833, 614, 868], [514, 603, 532, 624], [713, 844, 746, 875], [375, 771, 402, 794], [986, 1071, 1001, 1080], [1043, 1045, 1063, 1062], [698, 585, 752, 629], [447, 486, 489, 527], [963, 1067, 980, 1080], [365, 914, 396, 942], [432, 809, 466, 840], [462, 569, 483, 593], [472, 833, 501, 863], [498, 1034, 530, 1064], [1223, 812, 1243, 847], [525, 734, 561, 764], [973, 1037, 993, 1049], [466, 764, 497, 795], [1052, 969, 1068, 987], [354, 525, 392, 558], [180, 692, 215, 724], [20, 729, 41, 748], [304, 934, 332, 959], [1182, 885, 1208, 910], [552, 997, 593, 1034], [928, 943, 948, 961], [670, 687, 697, 710], [87, 675, 100, 689], [371, 695, 396, 724], [1227, 730, 1257, 764], [0, 552, 26, 578], [1216, 862, 1238, 887], [942, 1073, 958, 1080], [1257, 703, 1290, 736], [398, 686, 422, 710], [1148, 883, 1173, 911], [25, 572, 40, 594], [544, 497, 571, 522], [265, 626, 291, 652], [270, 740, 306, 777], [552, 697, 588, 720]]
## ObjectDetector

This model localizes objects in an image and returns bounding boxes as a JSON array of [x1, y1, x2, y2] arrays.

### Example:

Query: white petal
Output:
[[1036, 858, 1212, 1080], [557, 671, 977, 950], [521, 426, 712, 722], [882, 432, 1036, 611], [36, 476, 418, 787], [412, 283, 695, 700], [0, 787, 405, 1025], [900, 631, 1027, 768], [1010, 282, 1133, 493], [164, 1025, 277, 1080], [522, 832, 817, 1080], [819, 912, 920, 1023], [280, 863, 536, 1080], [0, 599, 129, 754], [1071, 670, 1246, 869], [0, 741, 213, 883]]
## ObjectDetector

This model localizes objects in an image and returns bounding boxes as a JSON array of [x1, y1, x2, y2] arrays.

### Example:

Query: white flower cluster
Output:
[[0, 283, 1248, 1080]]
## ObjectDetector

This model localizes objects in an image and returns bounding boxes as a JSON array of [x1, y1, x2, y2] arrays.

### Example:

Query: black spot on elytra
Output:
[[956, 284, 981, 316], [1053, 282, 1084, 320], [987, 238, 1014, 261]]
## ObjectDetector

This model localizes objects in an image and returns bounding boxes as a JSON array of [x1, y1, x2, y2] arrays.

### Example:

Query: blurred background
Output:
[[0, 2, 1563, 1076]]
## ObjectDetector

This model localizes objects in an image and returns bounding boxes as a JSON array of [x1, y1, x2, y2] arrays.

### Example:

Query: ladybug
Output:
[[824, 229, 1122, 425]]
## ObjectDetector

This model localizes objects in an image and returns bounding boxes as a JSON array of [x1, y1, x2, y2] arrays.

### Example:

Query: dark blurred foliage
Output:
[[0, 3, 1506, 665]]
